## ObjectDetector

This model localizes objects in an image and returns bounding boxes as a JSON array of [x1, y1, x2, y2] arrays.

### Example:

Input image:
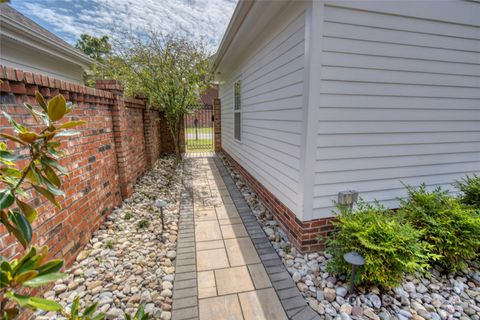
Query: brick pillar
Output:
[[143, 106, 158, 168], [213, 98, 221, 152], [95, 80, 134, 198]]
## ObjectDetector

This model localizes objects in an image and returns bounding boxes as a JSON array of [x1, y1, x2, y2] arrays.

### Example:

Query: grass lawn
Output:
[[185, 127, 213, 134], [186, 138, 213, 152]]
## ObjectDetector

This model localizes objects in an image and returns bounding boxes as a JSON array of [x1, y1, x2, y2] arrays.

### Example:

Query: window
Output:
[[234, 80, 241, 141]]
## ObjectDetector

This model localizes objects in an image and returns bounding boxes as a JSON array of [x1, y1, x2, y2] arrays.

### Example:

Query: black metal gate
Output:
[[184, 104, 214, 152]]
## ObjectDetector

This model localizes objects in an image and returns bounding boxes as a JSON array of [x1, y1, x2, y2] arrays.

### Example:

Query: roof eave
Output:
[[213, 0, 255, 73], [0, 14, 95, 68]]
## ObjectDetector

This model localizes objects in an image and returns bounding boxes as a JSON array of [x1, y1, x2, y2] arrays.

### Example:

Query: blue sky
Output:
[[10, 0, 238, 52]]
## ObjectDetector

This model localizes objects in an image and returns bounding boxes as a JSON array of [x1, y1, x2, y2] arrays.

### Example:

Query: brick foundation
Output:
[[0, 66, 169, 267], [221, 150, 335, 253]]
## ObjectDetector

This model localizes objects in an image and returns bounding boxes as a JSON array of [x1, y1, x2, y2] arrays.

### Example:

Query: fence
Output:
[[0, 66, 169, 267]]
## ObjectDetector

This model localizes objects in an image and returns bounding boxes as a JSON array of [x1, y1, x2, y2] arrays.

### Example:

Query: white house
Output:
[[214, 0, 480, 251], [0, 4, 93, 83]]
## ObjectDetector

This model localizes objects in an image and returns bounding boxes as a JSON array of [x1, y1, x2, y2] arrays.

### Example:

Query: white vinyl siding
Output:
[[220, 10, 307, 215], [312, 2, 480, 218]]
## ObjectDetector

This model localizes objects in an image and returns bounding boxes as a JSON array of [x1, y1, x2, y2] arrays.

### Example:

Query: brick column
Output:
[[213, 98, 221, 152], [143, 107, 160, 168], [95, 80, 134, 198]]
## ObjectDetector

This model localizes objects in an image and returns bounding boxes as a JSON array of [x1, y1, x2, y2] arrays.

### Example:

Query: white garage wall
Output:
[[311, 1, 480, 218], [220, 6, 308, 216]]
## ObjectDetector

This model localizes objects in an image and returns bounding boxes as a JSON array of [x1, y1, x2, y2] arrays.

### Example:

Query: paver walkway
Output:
[[172, 154, 320, 320]]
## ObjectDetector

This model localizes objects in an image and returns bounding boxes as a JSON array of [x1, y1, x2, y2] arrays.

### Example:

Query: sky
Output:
[[10, 0, 238, 52]]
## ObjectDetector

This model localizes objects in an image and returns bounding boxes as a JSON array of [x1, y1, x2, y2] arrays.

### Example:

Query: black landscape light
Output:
[[156, 199, 167, 231], [343, 251, 365, 295]]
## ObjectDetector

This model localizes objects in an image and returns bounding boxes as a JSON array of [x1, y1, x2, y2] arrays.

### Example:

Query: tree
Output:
[[107, 32, 213, 161], [0, 91, 105, 319], [75, 34, 111, 62]]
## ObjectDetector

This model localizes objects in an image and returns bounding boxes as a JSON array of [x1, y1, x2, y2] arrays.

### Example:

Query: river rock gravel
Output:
[[36, 156, 183, 320], [219, 154, 480, 320]]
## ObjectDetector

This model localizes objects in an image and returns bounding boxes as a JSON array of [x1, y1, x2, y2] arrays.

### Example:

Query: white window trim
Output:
[[233, 79, 242, 142]]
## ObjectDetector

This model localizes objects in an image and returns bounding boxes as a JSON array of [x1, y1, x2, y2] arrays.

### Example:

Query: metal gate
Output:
[[184, 104, 214, 152]]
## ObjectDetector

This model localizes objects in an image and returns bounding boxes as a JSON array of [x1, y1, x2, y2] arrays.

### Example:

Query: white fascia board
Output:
[[0, 15, 94, 69], [299, 0, 325, 221]]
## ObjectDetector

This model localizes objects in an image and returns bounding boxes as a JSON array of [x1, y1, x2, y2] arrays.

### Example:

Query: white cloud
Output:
[[21, 0, 238, 52]]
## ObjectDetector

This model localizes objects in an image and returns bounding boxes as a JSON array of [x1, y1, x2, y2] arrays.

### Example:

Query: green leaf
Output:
[[71, 296, 79, 319], [23, 272, 66, 288], [36, 259, 63, 276], [0, 189, 14, 209], [0, 270, 10, 288], [13, 270, 39, 284], [47, 95, 67, 121], [82, 302, 98, 317], [18, 131, 39, 143], [16, 199, 38, 223], [23, 103, 39, 122], [3, 112, 27, 133], [33, 185, 61, 208], [0, 133, 26, 146], [5, 292, 30, 307], [35, 91, 48, 111], [0, 151, 24, 162], [59, 121, 87, 129], [9, 210, 33, 247], [27, 297, 63, 311], [41, 175, 65, 196], [134, 306, 145, 319], [55, 130, 80, 137], [45, 166, 61, 187], [41, 157, 68, 174]]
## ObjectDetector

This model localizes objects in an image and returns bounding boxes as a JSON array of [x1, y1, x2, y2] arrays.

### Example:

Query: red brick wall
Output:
[[0, 67, 164, 267], [221, 151, 335, 253]]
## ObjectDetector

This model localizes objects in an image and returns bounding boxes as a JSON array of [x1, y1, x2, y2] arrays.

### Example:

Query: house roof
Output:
[[0, 4, 94, 68], [213, 0, 291, 75]]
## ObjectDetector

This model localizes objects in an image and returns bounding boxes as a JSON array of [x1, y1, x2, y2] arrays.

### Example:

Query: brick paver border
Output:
[[172, 160, 199, 320], [213, 157, 321, 320]]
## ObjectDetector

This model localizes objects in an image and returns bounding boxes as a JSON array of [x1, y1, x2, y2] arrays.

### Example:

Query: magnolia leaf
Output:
[[41, 157, 68, 174], [13, 270, 39, 284], [0, 151, 24, 162], [45, 166, 61, 187], [28, 297, 64, 311], [1, 270, 10, 288], [3, 112, 27, 133], [23, 272, 66, 288], [36, 259, 63, 276], [18, 132, 39, 143], [58, 121, 86, 129], [41, 176, 65, 196], [5, 292, 30, 307], [47, 95, 67, 122], [0, 189, 14, 209], [55, 130, 80, 137], [23, 103, 39, 122], [9, 210, 33, 247], [16, 199, 38, 223], [33, 185, 61, 208], [0, 133, 26, 146], [35, 91, 48, 111]]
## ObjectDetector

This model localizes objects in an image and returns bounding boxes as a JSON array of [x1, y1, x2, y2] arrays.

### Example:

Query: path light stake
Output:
[[343, 251, 365, 296], [156, 199, 167, 231]]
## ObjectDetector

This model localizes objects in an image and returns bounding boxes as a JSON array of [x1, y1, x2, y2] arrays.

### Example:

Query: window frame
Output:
[[233, 79, 242, 142]]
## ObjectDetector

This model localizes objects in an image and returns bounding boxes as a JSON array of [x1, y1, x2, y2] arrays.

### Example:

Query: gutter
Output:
[[0, 14, 95, 68], [213, 0, 255, 71]]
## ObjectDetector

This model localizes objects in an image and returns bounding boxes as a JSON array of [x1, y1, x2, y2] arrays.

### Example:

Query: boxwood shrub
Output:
[[454, 174, 480, 208], [399, 185, 480, 272], [326, 201, 429, 288]]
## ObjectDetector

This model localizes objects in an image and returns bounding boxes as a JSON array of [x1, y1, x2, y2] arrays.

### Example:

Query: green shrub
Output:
[[326, 201, 429, 288], [399, 185, 480, 272], [454, 174, 480, 208], [137, 219, 149, 229], [124, 212, 133, 220]]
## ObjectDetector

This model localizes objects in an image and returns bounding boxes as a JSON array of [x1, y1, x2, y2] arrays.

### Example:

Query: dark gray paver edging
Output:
[[213, 156, 321, 320], [172, 160, 199, 320]]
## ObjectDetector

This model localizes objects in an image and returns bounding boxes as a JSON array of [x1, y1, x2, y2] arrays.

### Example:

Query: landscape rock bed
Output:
[[38, 156, 183, 320], [219, 154, 480, 320]]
